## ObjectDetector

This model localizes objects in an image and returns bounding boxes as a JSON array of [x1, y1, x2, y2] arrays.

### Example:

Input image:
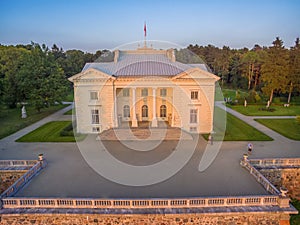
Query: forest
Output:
[[0, 36, 299, 111]]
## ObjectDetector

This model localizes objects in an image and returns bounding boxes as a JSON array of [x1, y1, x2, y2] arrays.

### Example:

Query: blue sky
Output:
[[0, 0, 299, 52]]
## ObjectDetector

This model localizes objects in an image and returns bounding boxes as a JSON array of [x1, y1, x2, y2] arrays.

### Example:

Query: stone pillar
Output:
[[114, 87, 118, 127], [38, 154, 47, 168], [171, 88, 175, 127], [131, 88, 138, 127], [152, 88, 158, 127]]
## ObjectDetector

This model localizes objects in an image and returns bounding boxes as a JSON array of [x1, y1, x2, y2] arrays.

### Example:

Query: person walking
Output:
[[247, 143, 253, 154]]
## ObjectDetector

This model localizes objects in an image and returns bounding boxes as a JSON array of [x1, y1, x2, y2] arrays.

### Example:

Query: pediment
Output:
[[172, 68, 220, 81], [68, 68, 115, 82]]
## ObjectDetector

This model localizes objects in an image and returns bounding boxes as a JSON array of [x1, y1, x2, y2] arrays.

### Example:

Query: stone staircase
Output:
[[98, 127, 193, 141]]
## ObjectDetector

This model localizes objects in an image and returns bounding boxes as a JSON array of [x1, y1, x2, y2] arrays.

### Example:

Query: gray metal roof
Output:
[[82, 52, 208, 76]]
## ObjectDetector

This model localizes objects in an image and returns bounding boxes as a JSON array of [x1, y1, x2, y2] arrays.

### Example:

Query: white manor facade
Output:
[[69, 47, 219, 134]]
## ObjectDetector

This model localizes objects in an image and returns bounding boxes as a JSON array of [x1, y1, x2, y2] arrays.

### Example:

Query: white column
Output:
[[114, 87, 118, 127], [131, 88, 138, 127], [152, 88, 158, 127], [171, 87, 175, 127]]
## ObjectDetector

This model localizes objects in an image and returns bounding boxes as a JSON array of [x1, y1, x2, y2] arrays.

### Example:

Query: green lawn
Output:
[[291, 199, 300, 225], [228, 104, 300, 116], [64, 109, 73, 115], [16, 121, 86, 142], [203, 108, 272, 141], [255, 119, 300, 140], [0, 104, 68, 140]]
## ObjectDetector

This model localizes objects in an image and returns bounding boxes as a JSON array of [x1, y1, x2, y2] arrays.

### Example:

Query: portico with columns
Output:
[[69, 46, 219, 134]]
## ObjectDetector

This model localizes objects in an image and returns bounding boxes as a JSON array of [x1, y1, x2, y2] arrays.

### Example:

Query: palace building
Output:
[[68, 46, 220, 134]]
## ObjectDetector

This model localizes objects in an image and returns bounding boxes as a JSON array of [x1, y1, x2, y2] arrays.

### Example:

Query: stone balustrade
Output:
[[0, 159, 44, 200], [1, 195, 280, 209], [241, 155, 280, 196], [249, 158, 300, 167], [0, 160, 37, 167]]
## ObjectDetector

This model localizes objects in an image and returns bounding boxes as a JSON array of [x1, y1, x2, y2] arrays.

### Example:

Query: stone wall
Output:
[[0, 212, 289, 225], [260, 168, 300, 200], [0, 171, 26, 194]]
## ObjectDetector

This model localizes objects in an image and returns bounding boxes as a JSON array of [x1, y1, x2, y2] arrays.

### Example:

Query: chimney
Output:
[[114, 50, 119, 63], [166, 49, 176, 62]]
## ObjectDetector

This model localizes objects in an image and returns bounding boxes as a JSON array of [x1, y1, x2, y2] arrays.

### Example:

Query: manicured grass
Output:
[[16, 121, 86, 142], [291, 199, 300, 225], [64, 109, 73, 115], [0, 104, 68, 140], [203, 108, 272, 141], [215, 88, 249, 101], [255, 119, 300, 140], [228, 104, 300, 116]]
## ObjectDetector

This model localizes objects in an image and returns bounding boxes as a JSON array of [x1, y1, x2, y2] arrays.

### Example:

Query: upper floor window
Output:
[[90, 91, 98, 100], [123, 88, 130, 97], [141, 88, 148, 97], [191, 91, 199, 100], [160, 88, 167, 97]]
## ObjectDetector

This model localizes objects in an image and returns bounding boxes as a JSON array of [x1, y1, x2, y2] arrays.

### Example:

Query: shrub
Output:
[[60, 123, 74, 136]]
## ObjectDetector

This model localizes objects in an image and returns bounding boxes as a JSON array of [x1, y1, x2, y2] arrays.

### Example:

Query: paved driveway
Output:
[[0, 103, 299, 198]]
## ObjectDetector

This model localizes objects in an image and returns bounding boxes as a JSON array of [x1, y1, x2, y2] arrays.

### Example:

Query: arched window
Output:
[[123, 105, 130, 118], [160, 105, 167, 118], [142, 105, 148, 117]]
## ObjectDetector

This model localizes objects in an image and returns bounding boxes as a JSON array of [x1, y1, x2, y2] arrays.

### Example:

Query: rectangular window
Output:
[[92, 127, 100, 133], [191, 91, 198, 100], [91, 109, 100, 124], [123, 88, 130, 97], [90, 91, 98, 100], [190, 127, 197, 132], [160, 88, 167, 97], [141, 88, 148, 97], [190, 109, 198, 123]]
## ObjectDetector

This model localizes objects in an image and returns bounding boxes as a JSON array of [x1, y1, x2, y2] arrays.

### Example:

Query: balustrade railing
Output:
[[0, 161, 43, 199], [1, 195, 279, 209], [0, 160, 37, 167], [249, 158, 300, 167]]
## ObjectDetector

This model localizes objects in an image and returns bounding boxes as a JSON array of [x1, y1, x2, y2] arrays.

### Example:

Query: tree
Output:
[[288, 38, 300, 103], [17, 43, 68, 112], [261, 37, 289, 104], [0, 46, 29, 107]]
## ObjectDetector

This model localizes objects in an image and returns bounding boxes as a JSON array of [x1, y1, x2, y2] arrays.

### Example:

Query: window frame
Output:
[[141, 88, 148, 97], [160, 88, 167, 97], [160, 105, 167, 118], [191, 91, 199, 100], [90, 91, 98, 100], [142, 105, 148, 117], [123, 105, 130, 118], [91, 109, 100, 124], [123, 88, 130, 97]]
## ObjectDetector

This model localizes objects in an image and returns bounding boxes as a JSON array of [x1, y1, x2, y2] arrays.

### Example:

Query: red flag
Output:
[[144, 22, 147, 37]]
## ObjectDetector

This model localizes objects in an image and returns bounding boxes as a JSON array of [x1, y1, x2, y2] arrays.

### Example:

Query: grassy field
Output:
[[16, 121, 86, 142], [255, 119, 300, 140], [203, 108, 272, 141], [0, 104, 68, 140], [228, 104, 300, 116], [64, 109, 73, 115], [291, 199, 300, 225]]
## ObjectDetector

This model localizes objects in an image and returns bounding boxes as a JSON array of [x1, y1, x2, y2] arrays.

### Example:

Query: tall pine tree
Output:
[[261, 37, 289, 104]]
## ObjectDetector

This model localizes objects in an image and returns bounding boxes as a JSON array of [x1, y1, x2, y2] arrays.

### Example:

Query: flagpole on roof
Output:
[[144, 22, 147, 47]]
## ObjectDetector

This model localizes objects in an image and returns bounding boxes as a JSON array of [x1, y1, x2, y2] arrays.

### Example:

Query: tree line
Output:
[[0, 37, 299, 112], [0, 42, 106, 111], [187, 37, 300, 104]]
